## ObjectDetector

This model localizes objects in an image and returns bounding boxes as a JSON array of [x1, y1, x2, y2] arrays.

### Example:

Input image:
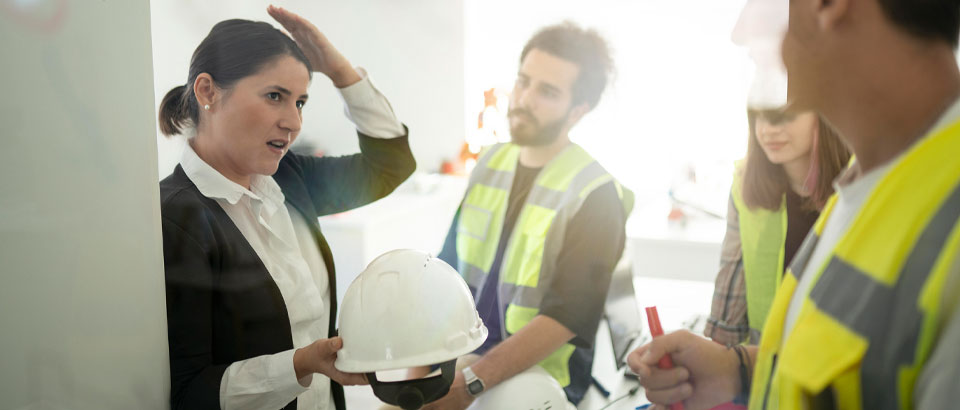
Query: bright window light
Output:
[[465, 0, 752, 214]]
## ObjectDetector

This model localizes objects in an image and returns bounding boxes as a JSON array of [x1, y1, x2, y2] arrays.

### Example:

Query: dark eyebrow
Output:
[[267, 85, 309, 100]]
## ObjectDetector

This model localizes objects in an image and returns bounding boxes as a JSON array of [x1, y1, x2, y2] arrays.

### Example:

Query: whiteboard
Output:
[[0, 1, 169, 409]]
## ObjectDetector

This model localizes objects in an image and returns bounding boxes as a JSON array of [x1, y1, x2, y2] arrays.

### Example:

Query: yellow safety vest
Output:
[[455, 142, 633, 387], [731, 167, 787, 343], [750, 118, 960, 409]]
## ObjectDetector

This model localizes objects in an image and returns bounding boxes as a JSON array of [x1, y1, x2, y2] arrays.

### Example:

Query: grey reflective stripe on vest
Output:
[[469, 166, 514, 192], [525, 186, 567, 210], [808, 180, 960, 409], [499, 281, 542, 309], [788, 230, 820, 280], [524, 162, 608, 211], [461, 262, 486, 290], [474, 143, 505, 170], [468, 144, 514, 190], [572, 162, 610, 197]]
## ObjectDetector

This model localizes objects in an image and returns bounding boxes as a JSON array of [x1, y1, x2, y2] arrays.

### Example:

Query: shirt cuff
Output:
[[268, 349, 311, 395], [219, 349, 310, 410], [337, 67, 406, 139]]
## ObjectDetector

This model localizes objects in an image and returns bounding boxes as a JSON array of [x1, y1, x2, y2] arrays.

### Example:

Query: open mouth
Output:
[[267, 139, 288, 150]]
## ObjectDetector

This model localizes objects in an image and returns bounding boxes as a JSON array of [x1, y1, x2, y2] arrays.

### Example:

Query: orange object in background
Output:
[[442, 88, 502, 175]]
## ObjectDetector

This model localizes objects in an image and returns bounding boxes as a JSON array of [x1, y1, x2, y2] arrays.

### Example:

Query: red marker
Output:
[[645, 306, 684, 410]]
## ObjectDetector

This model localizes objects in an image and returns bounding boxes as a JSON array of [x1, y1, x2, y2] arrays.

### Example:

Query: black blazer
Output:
[[161, 131, 415, 410]]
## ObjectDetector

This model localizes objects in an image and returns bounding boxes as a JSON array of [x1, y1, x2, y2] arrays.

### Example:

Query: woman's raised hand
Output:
[[268, 5, 362, 88]]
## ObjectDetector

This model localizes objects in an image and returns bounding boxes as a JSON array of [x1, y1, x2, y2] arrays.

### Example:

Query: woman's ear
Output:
[[192, 73, 219, 110]]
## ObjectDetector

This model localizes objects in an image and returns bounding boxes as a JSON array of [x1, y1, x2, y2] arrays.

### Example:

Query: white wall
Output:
[[0, 1, 169, 409], [152, 0, 466, 179]]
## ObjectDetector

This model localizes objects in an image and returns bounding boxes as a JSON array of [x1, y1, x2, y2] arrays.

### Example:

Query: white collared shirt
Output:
[[179, 69, 403, 410]]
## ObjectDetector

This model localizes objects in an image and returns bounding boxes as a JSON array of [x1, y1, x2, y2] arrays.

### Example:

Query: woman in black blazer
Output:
[[158, 7, 415, 410]]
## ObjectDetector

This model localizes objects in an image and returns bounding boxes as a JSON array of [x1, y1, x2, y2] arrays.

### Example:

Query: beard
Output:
[[507, 107, 568, 147]]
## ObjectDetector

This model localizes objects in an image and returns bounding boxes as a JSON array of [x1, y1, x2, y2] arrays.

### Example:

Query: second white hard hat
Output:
[[467, 365, 576, 410]]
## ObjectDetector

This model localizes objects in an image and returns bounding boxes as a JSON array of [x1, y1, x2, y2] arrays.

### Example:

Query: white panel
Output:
[[0, 1, 169, 409]]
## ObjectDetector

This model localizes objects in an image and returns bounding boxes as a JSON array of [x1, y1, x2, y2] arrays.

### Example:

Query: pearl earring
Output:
[[203, 104, 210, 110]]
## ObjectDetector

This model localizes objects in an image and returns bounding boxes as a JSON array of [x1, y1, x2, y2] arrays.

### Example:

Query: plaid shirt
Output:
[[704, 193, 757, 345], [705, 166, 858, 346]]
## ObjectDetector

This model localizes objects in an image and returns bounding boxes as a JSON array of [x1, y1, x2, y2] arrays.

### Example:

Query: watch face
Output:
[[467, 380, 484, 395]]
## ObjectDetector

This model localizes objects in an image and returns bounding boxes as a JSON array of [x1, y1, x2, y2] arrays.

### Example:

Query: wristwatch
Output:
[[462, 366, 486, 397]]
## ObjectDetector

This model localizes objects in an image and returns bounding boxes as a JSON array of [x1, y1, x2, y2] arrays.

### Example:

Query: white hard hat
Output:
[[732, 0, 790, 109], [732, 0, 788, 48], [336, 249, 487, 409], [336, 249, 487, 373], [467, 365, 576, 410]]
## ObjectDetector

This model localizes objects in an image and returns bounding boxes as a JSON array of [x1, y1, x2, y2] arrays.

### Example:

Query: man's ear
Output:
[[816, 0, 851, 32], [565, 102, 592, 128]]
